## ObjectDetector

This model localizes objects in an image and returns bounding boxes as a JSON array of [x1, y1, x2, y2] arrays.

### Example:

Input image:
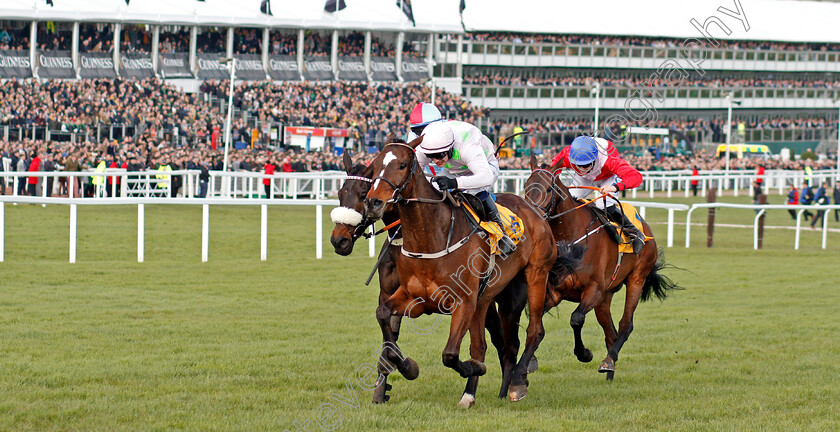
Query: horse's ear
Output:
[[386, 132, 397, 144], [342, 151, 353, 175], [529, 155, 538, 171], [408, 134, 423, 149], [549, 157, 563, 172]]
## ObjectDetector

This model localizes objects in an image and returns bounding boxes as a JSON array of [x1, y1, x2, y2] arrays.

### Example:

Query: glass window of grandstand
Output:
[[528, 45, 538, 55], [500, 87, 511, 97], [403, 33, 428, 58], [745, 51, 755, 60], [196, 27, 226, 55], [541, 45, 552, 55], [159, 26, 190, 54], [487, 44, 499, 54], [539, 88, 551, 98], [233, 28, 263, 55], [0, 20, 30, 51], [78, 23, 115, 53], [501, 44, 512, 55], [579, 46, 591, 56], [304, 30, 331, 57], [36, 21, 73, 51], [513, 88, 525, 98], [485, 87, 497, 97], [514, 45, 526, 55], [472, 43, 484, 54], [527, 88, 538, 98], [268, 29, 298, 56], [593, 46, 604, 57], [470, 87, 482, 97]]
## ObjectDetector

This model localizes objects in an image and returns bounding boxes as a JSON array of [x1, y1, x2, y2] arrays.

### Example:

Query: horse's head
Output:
[[364, 135, 423, 221], [330, 151, 374, 255], [523, 155, 569, 218]]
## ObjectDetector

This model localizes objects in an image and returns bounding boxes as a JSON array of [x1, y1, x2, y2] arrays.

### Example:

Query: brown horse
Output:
[[363, 137, 575, 406], [329, 142, 532, 404], [523, 156, 680, 380]]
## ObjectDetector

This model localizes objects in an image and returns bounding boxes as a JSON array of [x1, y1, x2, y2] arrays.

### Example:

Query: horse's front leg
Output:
[[570, 281, 605, 364], [508, 268, 549, 402], [373, 288, 419, 404], [458, 301, 493, 408]]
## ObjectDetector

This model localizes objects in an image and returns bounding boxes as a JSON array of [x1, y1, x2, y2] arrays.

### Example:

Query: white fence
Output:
[[0, 196, 690, 263], [685, 203, 840, 250], [4, 168, 839, 202]]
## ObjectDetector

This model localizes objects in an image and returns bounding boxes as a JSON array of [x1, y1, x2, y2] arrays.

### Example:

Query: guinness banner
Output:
[[196, 53, 229, 80], [338, 56, 366, 81], [303, 56, 334, 81], [268, 55, 299, 81], [79, 52, 117, 79], [371, 56, 397, 81], [37, 50, 75, 79], [401, 57, 430, 81], [233, 54, 266, 81], [0, 50, 32, 78], [159, 53, 192, 78], [120, 53, 154, 79]]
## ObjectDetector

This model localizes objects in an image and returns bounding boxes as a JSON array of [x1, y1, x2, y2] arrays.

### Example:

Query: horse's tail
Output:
[[549, 241, 585, 287], [641, 248, 683, 302]]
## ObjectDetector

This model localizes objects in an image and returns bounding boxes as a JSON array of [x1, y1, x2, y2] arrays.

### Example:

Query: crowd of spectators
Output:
[[78, 24, 113, 53], [35, 23, 72, 51], [464, 70, 840, 89], [465, 32, 840, 52], [0, 27, 28, 51]]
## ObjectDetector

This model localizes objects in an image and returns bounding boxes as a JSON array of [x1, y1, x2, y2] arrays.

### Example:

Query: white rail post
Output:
[[753, 209, 765, 250], [69, 204, 77, 263], [137, 204, 144, 263], [667, 178, 672, 198], [794, 209, 804, 250], [316, 204, 323, 259], [202, 204, 209, 262], [685, 207, 696, 248], [667, 208, 674, 248], [0, 202, 4, 262], [822, 207, 829, 249], [369, 224, 375, 257], [260, 204, 268, 261], [639, 206, 646, 220]]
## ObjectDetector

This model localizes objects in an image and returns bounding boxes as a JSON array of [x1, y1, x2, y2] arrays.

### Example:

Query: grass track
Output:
[[0, 197, 838, 431]]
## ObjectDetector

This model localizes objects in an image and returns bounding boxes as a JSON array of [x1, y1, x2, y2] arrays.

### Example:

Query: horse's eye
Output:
[[399, 162, 407, 169]]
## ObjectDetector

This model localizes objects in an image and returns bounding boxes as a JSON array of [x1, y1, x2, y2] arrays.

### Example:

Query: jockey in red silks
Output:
[[551, 135, 645, 253]]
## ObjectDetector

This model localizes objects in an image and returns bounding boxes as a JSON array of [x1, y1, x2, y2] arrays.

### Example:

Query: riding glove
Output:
[[432, 176, 458, 190]]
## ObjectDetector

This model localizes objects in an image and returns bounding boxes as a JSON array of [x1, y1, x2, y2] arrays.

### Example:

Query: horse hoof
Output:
[[508, 385, 528, 402], [400, 357, 420, 381], [372, 382, 392, 404], [598, 356, 615, 373], [467, 359, 487, 377], [576, 348, 593, 363], [457, 393, 476, 408], [527, 356, 539, 374]]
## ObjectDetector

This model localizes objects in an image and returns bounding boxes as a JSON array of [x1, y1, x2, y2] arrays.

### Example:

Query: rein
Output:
[[372, 142, 479, 259]]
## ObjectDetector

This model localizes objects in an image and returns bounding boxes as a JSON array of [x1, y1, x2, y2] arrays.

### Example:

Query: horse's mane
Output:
[[349, 163, 368, 176]]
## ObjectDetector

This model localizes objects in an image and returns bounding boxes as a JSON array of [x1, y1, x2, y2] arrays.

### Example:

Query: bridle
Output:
[[371, 142, 424, 205]]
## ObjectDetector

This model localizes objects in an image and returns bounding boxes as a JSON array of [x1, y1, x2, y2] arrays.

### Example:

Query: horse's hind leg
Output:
[[458, 301, 492, 408], [570, 281, 604, 363], [508, 268, 549, 402]]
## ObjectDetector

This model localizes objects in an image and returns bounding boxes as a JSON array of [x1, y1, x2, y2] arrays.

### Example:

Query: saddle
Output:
[[584, 201, 653, 254], [455, 192, 525, 256]]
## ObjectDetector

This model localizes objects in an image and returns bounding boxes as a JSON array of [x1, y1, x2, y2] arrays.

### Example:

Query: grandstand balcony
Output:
[[437, 40, 840, 73], [463, 85, 840, 110]]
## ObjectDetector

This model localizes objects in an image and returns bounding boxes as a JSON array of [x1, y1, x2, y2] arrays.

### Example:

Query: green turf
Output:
[[0, 198, 837, 431]]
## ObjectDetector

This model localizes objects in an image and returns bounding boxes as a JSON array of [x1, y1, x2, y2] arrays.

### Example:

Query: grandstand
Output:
[[1, 0, 839, 164]]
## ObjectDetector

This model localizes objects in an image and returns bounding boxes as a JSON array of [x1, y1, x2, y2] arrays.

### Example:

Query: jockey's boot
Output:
[[481, 193, 517, 256], [607, 206, 645, 254]]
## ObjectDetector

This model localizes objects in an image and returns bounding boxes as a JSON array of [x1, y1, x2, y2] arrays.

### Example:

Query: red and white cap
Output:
[[409, 102, 443, 128]]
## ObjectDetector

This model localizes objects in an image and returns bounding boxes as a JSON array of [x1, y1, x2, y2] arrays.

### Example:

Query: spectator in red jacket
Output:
[[550, 135, 645, 253], [27, 150, 42, 196], [263, 158, 276, 198]]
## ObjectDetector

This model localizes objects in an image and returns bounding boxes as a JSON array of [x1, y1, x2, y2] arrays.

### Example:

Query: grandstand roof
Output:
[[462, 0, 840, 44], [0, 0, 464, 33]]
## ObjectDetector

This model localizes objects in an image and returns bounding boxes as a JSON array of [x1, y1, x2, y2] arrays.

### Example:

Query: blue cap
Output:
[[569, 136, 599, 165]]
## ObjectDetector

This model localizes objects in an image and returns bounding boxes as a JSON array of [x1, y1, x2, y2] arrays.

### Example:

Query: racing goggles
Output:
[[426, 150, 450, 160]]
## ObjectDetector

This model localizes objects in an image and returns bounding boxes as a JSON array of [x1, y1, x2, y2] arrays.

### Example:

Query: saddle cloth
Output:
[[463, 202, 525, 255], [613, 202, 654, 254]]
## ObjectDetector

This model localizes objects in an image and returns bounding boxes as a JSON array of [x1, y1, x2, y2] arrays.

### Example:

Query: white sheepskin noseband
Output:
[[330, 206, 364, 226]]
